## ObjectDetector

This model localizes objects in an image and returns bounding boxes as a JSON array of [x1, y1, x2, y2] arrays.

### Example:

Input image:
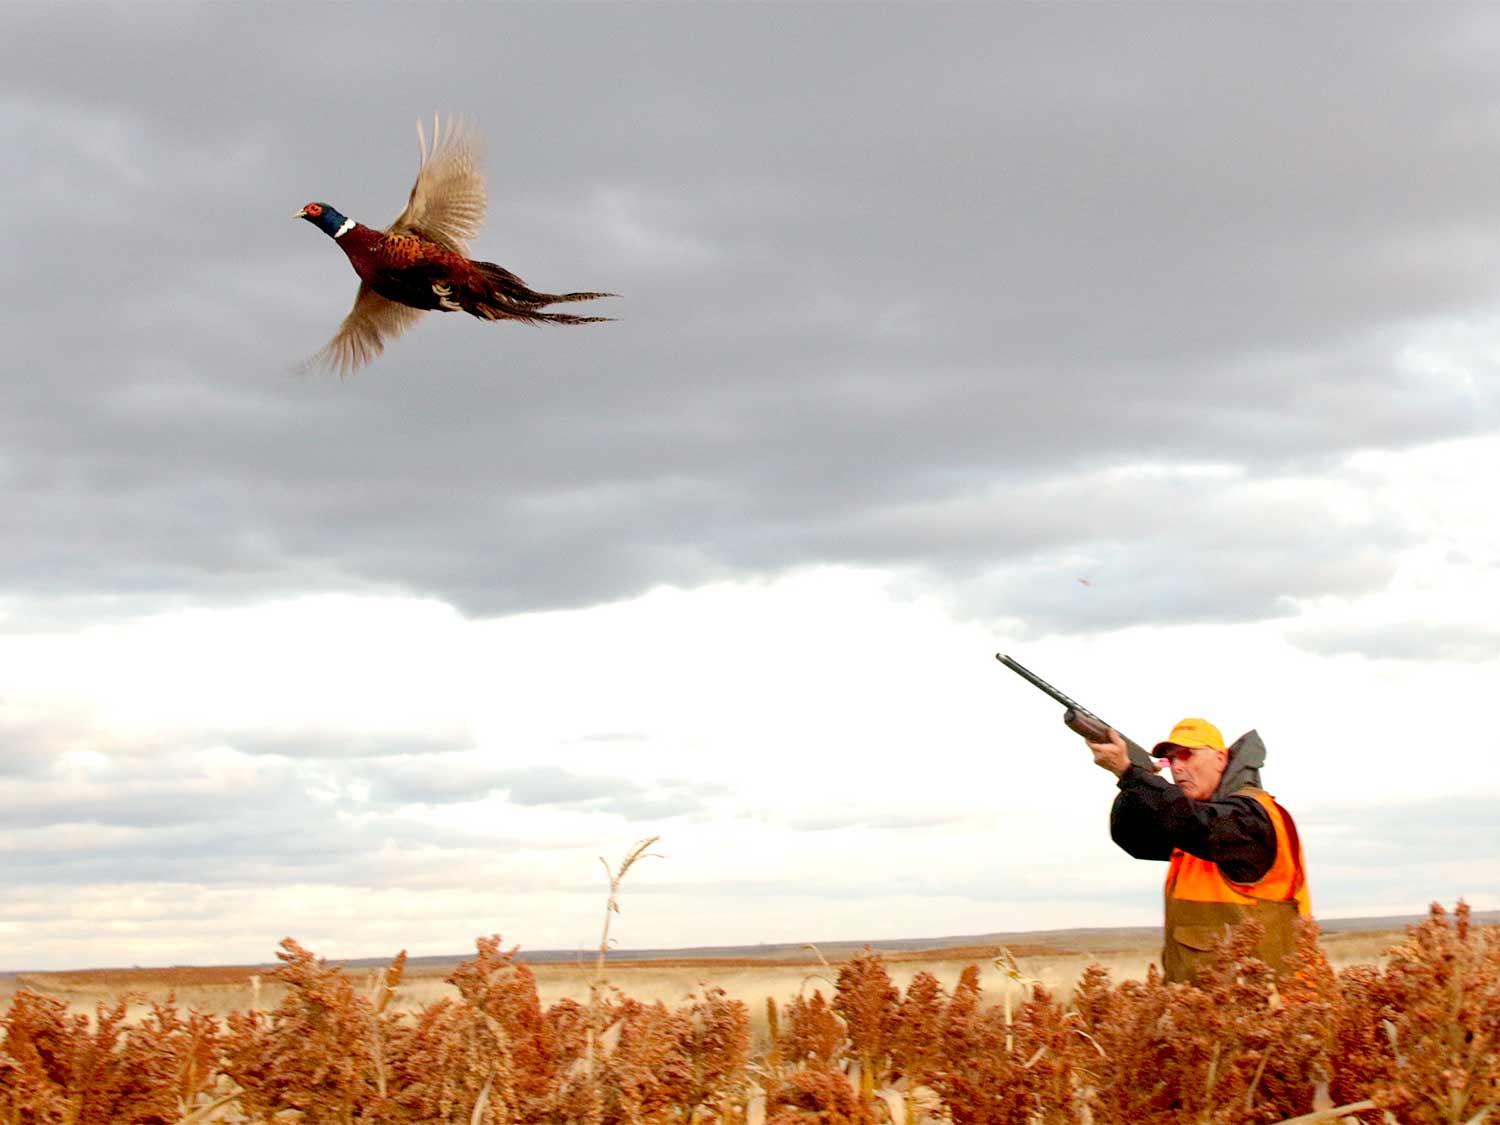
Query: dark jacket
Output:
[[1109, 730, 1276, 883]]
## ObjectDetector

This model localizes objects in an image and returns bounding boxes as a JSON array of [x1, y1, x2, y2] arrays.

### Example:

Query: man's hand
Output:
[[1087, 728, 1134, 777]]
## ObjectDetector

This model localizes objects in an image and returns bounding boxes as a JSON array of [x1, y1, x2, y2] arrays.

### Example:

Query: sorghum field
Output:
[[2, 901, 1497, 1124]]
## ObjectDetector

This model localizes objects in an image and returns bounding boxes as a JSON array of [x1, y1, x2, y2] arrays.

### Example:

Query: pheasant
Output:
[[296, 115, 612, 375]]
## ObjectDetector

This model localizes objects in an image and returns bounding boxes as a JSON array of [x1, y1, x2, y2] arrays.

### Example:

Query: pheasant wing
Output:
[[387, 114, 486, 256], [308, 282, 425, 376]]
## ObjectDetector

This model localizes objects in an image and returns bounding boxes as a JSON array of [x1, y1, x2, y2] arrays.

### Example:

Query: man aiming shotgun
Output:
[[996, 655, 1311, 983]]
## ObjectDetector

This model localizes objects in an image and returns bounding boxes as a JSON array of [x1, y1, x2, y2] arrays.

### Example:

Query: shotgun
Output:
[[995, 653, 1156, 771]]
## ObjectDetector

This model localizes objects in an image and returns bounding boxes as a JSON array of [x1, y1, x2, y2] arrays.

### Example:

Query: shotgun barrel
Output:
[[995, 653, 1156, 770]]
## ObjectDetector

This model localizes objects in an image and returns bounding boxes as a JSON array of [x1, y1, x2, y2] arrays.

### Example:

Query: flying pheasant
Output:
[[297, 115, 612, 375]]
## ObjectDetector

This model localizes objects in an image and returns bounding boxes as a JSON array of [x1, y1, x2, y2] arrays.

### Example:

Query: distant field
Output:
[[6, 923, 1408, 1027]]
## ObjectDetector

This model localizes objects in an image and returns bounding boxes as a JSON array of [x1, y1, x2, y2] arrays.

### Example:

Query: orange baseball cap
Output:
[[1151, 717, 1225, 756]]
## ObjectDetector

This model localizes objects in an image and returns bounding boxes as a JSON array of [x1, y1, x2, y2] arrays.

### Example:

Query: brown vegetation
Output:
[[2, 902, 1497, 1123], [19, 967, 272, 991]]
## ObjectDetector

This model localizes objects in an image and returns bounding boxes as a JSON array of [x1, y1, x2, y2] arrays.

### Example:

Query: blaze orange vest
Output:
[[1161, 788, 1311, 983]]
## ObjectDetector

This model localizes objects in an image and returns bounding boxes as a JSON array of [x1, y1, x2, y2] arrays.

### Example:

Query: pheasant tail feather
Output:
[[461, 261, 616, 322]]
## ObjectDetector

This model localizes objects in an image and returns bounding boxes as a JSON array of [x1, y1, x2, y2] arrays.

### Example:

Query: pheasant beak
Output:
[[294, 207, 307, 219]]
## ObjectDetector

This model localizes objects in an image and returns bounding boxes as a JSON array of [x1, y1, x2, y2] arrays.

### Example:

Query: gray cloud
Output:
[[1288, 620, 1500, 663], [0, 705, 470, 788], [784, 808, 976, 833], [358, 754, 519, 806], [3, 5, 1499, 636], [226, 729, 473, 761], [0, 687, 716, 904], [0, 739, 568, 888], [0, 812, 464, 887], [1296, 794, 1500, 915], [503, 766, 640, 808], [1301, 795, 1500, 866], [361, 756, 720, 821], [0, 704, 92, 778], [0, 741, 314, 833]]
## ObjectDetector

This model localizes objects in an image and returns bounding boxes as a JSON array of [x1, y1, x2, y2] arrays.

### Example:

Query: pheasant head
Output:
[[296, 201, 354, 240]]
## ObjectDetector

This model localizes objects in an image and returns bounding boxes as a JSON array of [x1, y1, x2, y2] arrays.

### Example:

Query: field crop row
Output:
[[2, 902, 1497, 1124]]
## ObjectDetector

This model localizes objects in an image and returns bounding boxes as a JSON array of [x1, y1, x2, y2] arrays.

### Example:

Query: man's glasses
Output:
[[1157, 746, 1200, 765]]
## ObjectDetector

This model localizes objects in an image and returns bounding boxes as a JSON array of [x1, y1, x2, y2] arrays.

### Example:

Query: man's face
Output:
[[1159, 745, 1228, 801]]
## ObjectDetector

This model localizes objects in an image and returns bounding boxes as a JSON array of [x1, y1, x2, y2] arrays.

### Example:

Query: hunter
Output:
[[1088, 717, 1311, 983]]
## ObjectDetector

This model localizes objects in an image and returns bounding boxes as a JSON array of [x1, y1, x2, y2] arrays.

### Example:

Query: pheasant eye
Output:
[[306, 203, 322, 216]]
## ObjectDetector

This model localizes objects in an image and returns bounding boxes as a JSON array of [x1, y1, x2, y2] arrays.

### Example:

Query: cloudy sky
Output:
[[4, 3, 1500, 971]]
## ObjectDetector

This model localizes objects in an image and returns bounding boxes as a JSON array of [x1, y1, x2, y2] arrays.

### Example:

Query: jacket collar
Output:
[[1214, 729, 1266, 798]]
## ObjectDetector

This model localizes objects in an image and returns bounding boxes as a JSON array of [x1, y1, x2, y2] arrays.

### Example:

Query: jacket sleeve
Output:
[[1108, 764, 1277, 884]]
